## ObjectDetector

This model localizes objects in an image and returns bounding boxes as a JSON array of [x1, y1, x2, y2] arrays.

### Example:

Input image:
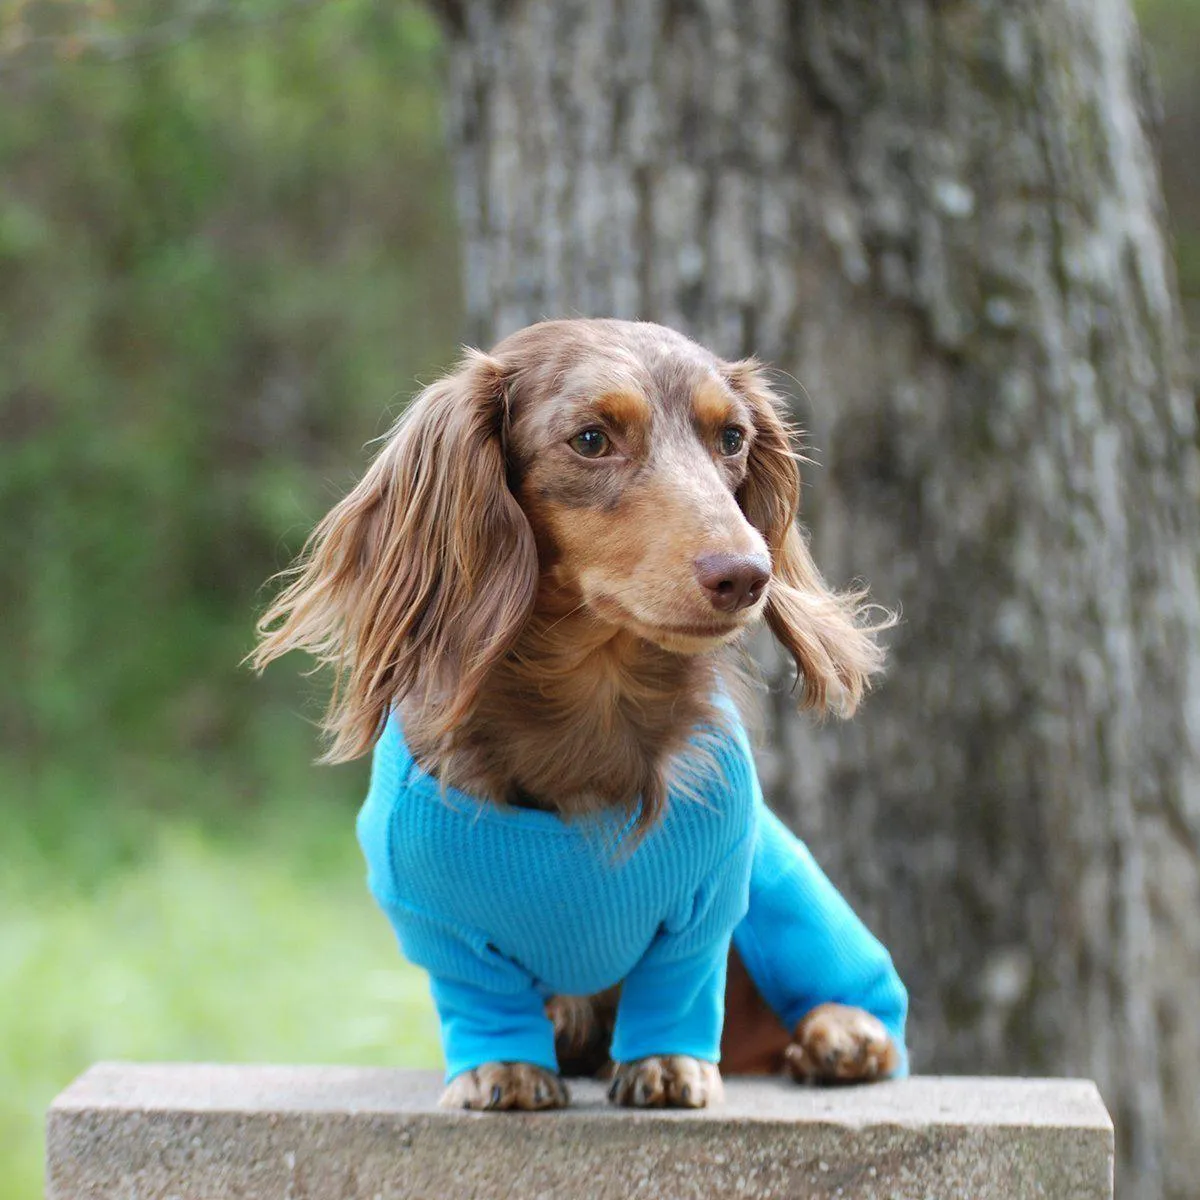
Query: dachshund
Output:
[[252, 318, 901, 1110]]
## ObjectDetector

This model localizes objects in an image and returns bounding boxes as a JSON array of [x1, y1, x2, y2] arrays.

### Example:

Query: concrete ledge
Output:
[[47, 1064, 1114, 1199]]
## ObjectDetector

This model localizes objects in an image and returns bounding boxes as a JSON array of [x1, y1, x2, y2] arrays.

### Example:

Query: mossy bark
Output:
[[430, 3, 1200, 1196]]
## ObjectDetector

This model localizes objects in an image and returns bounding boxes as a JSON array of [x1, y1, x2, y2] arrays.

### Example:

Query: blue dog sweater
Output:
[[357, 708, 908, 1081]]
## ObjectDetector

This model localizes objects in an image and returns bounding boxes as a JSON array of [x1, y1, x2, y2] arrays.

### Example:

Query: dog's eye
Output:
[[719, 427, 746, 456], [569, 428, 611, 459]]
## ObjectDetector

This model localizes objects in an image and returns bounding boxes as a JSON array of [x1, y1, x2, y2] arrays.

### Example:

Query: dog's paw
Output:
[[607, 1055, 723, 1108], [439, 1062, 569, 1111], [784, 1003, 898, 1084]]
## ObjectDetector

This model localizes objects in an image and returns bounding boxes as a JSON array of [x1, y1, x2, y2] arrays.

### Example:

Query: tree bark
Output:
[[431, 2, 1200, 1196]]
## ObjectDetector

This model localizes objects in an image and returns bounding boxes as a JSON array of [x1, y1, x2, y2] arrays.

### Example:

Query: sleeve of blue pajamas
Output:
[[731, 800, 909, 1076]]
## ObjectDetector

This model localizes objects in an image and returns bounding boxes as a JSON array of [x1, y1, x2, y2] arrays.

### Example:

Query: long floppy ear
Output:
[[251, 350, 538, 760], [726, 358, 893, 717]]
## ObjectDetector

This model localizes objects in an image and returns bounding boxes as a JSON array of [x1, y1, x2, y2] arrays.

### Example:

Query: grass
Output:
[[0, 748, 441, 1200]]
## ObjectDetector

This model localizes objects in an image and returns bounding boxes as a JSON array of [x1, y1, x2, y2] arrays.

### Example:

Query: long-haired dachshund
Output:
[[253, 319, 906, 1110]]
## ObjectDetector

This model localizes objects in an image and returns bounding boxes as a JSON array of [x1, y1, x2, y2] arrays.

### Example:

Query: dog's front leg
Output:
[[730, 804, 909, 1083], [606, 947, 728, 1109], [430, 976, 569, 1111]]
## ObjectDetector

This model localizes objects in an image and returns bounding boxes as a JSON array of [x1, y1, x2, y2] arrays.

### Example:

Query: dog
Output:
[[252, 318, 905, 1110]]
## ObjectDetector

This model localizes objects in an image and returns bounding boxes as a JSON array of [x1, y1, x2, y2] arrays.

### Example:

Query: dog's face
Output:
[[253, 317, 885, 761], [500, 321, 772, 654]]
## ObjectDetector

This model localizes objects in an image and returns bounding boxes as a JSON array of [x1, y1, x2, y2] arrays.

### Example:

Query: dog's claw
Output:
[[439, 1063, 568, 1112], [609, 1056, 722, 1109]]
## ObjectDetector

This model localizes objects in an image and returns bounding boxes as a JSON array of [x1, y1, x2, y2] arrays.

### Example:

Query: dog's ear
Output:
[[726, 358, 891, 717], [252, 350, 538, 759]]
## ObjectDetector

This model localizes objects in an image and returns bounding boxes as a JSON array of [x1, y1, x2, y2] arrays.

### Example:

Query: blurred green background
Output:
[[0, 2, 1196, 1197]]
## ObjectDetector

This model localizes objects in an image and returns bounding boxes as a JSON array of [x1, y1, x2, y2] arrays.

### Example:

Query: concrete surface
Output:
[[46, 1063, 1114, 1199]]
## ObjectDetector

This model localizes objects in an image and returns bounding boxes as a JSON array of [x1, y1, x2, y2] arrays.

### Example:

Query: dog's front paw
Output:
[[439, 1062, 569, 1111], [607, 1055, 723, 1108], [785, 1003, 898, 1084]]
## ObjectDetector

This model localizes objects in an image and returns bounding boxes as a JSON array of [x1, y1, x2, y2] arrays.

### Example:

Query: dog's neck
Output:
[[401, 585, 729, 819]]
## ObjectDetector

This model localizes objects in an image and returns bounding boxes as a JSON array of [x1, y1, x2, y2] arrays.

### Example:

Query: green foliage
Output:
[[1136, 0, 1200, 333], [0, 0, 460, 760], [0, 4, 459, 1196]]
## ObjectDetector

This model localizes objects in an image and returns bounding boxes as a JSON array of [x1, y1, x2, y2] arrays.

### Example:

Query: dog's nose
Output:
[[694, 553, 771, 613]]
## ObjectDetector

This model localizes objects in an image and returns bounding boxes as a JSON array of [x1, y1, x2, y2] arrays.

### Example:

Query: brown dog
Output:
[[253, 318, 897, 1108]]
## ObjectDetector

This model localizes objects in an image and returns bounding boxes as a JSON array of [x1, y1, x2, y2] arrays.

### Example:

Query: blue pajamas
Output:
[[357, 709, 907, 1081]]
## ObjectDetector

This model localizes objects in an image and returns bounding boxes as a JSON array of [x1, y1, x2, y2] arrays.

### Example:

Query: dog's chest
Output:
[[385, 800, 718, 996], [359, 712, 757, 997]]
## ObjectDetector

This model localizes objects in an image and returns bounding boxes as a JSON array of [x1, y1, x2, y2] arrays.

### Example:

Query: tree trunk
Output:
[[431, 2, 1200, 1196]]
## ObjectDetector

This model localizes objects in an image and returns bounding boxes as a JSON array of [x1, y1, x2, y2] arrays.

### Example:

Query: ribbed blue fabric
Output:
[[357, 708, 909, 1083]]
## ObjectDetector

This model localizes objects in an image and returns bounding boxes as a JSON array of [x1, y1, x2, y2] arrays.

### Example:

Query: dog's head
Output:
[[253, 319, 886, 760]]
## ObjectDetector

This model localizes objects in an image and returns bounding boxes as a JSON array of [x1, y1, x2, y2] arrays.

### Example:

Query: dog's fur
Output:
[[253, 318, 897, 1107]]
